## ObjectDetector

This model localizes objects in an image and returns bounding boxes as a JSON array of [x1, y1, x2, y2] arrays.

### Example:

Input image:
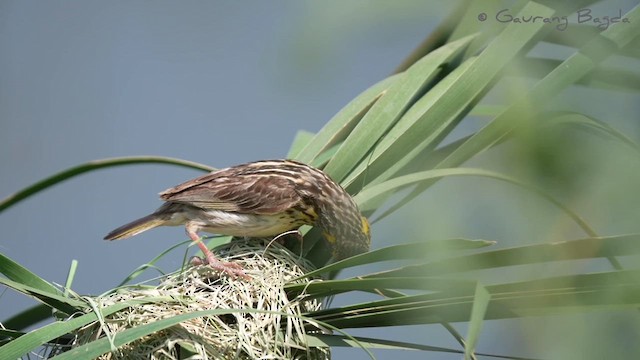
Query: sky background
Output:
[[1, 1, 639, 359]]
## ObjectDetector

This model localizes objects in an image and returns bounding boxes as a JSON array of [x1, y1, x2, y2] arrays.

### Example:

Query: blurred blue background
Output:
[[2, 1, 639, 359], [0, 2, 458, 359]]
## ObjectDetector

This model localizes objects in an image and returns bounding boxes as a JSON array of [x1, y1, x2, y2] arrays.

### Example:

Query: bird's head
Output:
[[320, 212, 371, 261]]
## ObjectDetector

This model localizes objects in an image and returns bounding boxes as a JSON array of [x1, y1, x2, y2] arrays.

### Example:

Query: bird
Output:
[[104, 159, 371, 279]]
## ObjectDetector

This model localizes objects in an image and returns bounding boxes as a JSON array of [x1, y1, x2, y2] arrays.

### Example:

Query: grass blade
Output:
[[342, 3, 558, 192], [0, 277, 84, 316], [0, 253, 62, 296], [355, 168, 595, 236], [298, 238, 495, 280], [294, 75, 399, 164], [0, 156, 214, 214], [323, 34, 477, 184], [365, 234, 640, 279], [0, 300, 163, 359], [465, 283, 490, 360], [287, 130, 315, 159], [1, 304, 52, 332]]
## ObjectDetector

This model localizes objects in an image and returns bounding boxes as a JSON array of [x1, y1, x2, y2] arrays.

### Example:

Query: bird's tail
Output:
[[104, 214, 166, 240]]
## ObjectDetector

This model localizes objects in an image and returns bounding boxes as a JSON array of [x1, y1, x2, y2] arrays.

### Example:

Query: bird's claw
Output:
[[190, 255, 250, 280]]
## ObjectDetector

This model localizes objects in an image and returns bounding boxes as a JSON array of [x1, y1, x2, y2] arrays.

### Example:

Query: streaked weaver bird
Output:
[[104, 159, 371, 279]]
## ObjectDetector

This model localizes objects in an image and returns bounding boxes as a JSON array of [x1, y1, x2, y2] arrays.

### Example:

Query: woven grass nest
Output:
[[74, 239, 330, 359]]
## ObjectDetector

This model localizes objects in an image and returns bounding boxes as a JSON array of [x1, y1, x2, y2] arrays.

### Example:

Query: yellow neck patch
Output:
[[323, 231, 337, 244], [361, 216, 371, 238]]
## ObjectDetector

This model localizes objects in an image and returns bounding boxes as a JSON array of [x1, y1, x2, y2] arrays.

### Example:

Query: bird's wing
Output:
[[159, 171, 305, 215]]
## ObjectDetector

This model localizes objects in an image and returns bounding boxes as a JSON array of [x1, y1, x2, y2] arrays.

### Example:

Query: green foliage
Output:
[[1, 2, 640, 359]]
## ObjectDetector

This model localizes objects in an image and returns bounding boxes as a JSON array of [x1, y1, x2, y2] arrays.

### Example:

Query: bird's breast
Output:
[[194, 209, 311, 237]]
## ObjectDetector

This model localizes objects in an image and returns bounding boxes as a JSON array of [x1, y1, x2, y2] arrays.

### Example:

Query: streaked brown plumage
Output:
[[104, 159, 371, 279]]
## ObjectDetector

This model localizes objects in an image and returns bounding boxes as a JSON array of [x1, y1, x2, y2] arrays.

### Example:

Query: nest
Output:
[[73, 239, 329, 359]]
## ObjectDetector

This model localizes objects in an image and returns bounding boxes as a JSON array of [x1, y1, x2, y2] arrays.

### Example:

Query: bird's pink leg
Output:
[[185, 223, 250, 280]]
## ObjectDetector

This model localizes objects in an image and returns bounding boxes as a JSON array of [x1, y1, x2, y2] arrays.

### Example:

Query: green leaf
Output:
[[323, 34, 477, 184], [287, 277, 477, 299], [543, 22, 640, 59], [0, 329, 25, 342], [309, 269, 640, 328], [317, 284, 640, 328], [0, 156, 214, 214], [365, 234, 640, 279], [434, 4, 640, 186], [488, 269, 640, 296], [341, 55, 478, 192], [0, 299, 165, 359], [469, 104, 505, 117], [63, 260, 78, 297], [294, 74, 400, 164], [507, 57, 640, 92], [0, 252, 63, 296], [306, 333, 463, 353], [392, 0, 469, 73], [287, 130, 315, 159], [451, 1, 601, 55], [115, 239, 193, 288], [369, 5, 640, 223], [0, 277, 84, 316], [297, 238, 495, 280], [306, 334, 538, 359], [547, 111, 640, 153], [49, 309, 291, 360], [371, 110, 640, 223], [1, 304, 52, 332], [465, 283, 490, 360], [354, 168, 595, 236], [448, 1, 523, 50], [342, 3, 559, 193]]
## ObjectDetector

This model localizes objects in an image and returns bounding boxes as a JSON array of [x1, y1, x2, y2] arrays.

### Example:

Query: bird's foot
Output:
[[190, 254, 250, 280]]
